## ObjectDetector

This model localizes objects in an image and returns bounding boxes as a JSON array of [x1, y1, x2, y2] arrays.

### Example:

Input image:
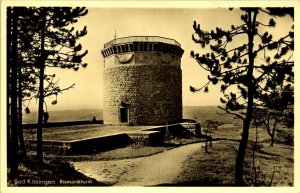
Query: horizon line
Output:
[[25, 105, 223, 112]]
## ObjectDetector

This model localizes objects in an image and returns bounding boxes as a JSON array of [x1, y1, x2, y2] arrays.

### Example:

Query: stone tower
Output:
[[101, 36, 184, 125]]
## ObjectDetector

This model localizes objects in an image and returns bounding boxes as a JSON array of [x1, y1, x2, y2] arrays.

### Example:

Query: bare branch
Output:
[[218, 106, 245, 120], [44, 83, 75, 97]]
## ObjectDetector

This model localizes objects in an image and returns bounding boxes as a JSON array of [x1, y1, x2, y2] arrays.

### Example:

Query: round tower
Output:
[[101, 36, 184, 125]]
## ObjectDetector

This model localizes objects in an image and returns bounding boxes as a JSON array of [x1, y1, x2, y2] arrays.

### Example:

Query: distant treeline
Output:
[[23, 106, 242, 126]]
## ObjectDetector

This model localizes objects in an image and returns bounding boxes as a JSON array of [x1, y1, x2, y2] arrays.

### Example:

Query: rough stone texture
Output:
[[127, 131, 164, 146], [102, 40, 183, 125], [180, 122, 201, 137]]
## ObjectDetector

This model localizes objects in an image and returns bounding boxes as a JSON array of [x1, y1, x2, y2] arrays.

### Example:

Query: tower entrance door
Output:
[[120, 106, 128, 123]]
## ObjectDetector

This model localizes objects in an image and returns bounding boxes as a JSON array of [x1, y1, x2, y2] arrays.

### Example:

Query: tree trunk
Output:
[[270, 119, 277, 147], [270, 133, 274, 147], [36, 15, 46, 162], [270, 126, 275, 147], [8, 7, 19, 182], [18, 81, 26, 156], [235, 9, 257, 186], [17, 50, 26, 156], [235, 119, 251, 185], [205, 128, 208, 154], [37, 65, 45, 162], [165, 120, 169, 141], [7, 6, 12, 169]]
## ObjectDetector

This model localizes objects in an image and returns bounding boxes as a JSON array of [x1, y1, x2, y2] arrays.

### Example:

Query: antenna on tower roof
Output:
[[114, 29, 116, 40]]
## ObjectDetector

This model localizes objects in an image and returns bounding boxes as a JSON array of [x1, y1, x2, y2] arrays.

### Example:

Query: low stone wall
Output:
[[23, 120, 103, 129], [25, 121, 201, 155], [145, 123, 199, 138], [27, 133, 132, 155], [127, 131, 164, 146], [26, 140, 72, 155], [69, 134, 132, 154]]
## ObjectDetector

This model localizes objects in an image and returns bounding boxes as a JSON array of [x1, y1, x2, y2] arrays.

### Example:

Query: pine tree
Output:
[[7, 7, 20, 182], [28, 7, 88, 162], [253, 84, 293, 146], [7, 7, 88, 169], [190, 8, 293, 185]]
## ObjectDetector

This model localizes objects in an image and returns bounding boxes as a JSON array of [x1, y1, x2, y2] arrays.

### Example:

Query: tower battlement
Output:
[[101, 36, 184, 58]]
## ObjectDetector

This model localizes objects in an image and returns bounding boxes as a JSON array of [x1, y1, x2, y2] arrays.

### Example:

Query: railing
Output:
[[104, 36, 181, 48]]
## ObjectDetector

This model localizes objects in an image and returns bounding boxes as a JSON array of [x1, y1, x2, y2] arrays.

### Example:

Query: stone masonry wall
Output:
[[103, 51, 182, 125]]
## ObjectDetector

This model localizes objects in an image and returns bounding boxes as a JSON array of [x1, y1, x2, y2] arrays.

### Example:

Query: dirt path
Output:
[[72, 142, 205, 186]]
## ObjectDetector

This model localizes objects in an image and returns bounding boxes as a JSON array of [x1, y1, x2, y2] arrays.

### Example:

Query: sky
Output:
[[29, 7, 293, 111]]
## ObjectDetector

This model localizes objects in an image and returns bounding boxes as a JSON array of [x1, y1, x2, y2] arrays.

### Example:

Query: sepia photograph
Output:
[[0, 1, 298, 193]]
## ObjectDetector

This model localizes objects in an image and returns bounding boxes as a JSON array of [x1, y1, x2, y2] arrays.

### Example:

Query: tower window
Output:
[[120, 106, 128, 123]]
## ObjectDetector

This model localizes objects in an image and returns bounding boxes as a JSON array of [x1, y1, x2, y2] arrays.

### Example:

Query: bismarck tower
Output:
[[101, 36, 184, 125]]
